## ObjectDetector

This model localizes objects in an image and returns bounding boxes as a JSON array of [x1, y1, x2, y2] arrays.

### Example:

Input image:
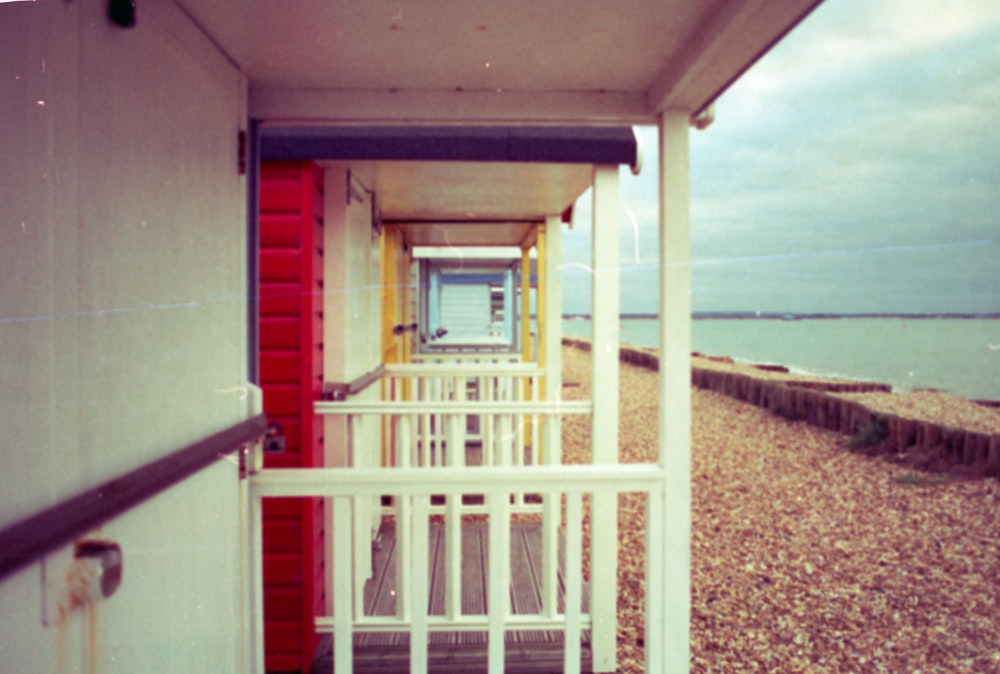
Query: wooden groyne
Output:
[[562, 337, 1000, 478]]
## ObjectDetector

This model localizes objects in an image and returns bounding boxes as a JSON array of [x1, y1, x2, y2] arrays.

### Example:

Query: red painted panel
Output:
[[264, 553, 303, 585], [263, 498, 300, 519], [262, 385, 299, 417], [264, 620, 302, 657], [260, 352, 302, 383], [265, 588, 303, 621], [261, 213, 304, 248], [260, 181, 301, 213], [261, 249, 302, 281], [260, 317, 300, 349], [259, 283, 301, 316], [263, 520, 301, 552], [260, 160, 325, 673]]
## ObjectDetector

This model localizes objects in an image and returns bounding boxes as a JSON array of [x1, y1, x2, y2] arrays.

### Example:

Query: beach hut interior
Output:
[[0, 2, 825, 674]]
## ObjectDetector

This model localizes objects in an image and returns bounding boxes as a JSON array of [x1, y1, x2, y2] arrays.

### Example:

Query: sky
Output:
[[560, 0, 1000, 315]]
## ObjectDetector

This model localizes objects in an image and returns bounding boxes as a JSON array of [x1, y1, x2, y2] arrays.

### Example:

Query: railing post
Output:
[[351, 413, 373, 621], [487, 491, 510, 673], [444, 382, 464, 620], [248, 490, 266, 674], [564, 491, 583, 674], [410, 494, 431, 674], [541, 415, 560, 619], [396, 415, 412, 622], [332, 495, 354, 674]]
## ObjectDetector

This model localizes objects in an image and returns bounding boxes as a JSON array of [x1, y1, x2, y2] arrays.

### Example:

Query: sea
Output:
[[561, 317, 1000, 402]]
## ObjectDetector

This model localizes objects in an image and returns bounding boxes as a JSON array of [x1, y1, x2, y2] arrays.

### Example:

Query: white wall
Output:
[[0, 1, 249, 672], [323, 167, 382, 468]]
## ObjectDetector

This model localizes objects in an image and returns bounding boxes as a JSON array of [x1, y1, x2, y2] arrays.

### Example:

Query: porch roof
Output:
[[261, 125, 637, 242], [260, 125, 638, 168], [179, 0, 825, 124]]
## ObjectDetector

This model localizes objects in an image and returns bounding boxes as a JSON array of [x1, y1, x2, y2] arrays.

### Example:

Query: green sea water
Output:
[[561, 317, 1000, 402]]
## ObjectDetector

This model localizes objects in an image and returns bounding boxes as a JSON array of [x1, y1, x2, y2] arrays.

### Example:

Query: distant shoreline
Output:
[[562, 312, 1000, 321]]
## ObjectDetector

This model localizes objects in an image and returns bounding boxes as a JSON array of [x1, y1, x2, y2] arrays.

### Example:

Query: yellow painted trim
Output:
[[535, 223, 547, 461], [521, 245, 533, 365]]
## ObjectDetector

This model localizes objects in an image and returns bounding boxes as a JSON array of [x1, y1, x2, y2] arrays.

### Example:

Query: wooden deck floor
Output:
[[312, 521, 592, 673]]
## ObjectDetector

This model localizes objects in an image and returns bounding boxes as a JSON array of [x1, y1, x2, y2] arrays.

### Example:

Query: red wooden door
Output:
[[259, 161, 325, 673]]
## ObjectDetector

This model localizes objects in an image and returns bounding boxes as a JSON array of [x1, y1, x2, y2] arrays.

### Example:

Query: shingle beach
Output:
[[559, 344, 1000, 673]]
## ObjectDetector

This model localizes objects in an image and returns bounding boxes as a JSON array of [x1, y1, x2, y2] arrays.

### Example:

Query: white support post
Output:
[[503, 267, 515, 344], [487, 491, 510, 673], [248, 492, 266, 674], [396, 415, 412, 622], [351, 415, 370, 620], [333, 495, 354, 674], [541, 215, 563, 618], [656, 109, 693, 674], [410, 494, 431, 674], [483, 375, 494, 466], [590, 164, 620, 672], [563, 492, 583, 674], [444, 386, 464, 619]]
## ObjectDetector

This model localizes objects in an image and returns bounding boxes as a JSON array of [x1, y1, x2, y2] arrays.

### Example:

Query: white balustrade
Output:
[[247, 464, 667, 674], [244, 361, 644, 673]]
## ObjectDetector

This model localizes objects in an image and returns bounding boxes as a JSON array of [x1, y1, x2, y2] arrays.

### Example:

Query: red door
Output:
[[259, 161, 325, 673]]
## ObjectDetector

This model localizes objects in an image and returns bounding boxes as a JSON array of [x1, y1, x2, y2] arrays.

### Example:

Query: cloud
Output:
[[560, 0, 1000, 314]]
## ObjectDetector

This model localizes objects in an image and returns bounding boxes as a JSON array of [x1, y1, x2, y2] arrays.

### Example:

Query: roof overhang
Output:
[[261, 125, 637, 243], [179, 0, 825, 125]]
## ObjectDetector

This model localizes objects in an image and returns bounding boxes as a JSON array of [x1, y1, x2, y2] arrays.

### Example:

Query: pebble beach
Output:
[[558, 344, 1000, 673]]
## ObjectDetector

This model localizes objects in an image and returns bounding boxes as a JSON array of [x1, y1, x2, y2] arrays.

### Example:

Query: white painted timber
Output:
[[410, 495, 431, 674], [333, 496, 354, 674], [658, 110, 694, 673], [315, 400, 591, 415], [252, 464, 669, 671], [250, 465, 666, 498], [542, 216, 564, 619], [249, 491, 266, 674], [564, 492, 584, 674], [589, 165, 621, 672], [487, 492, 509, 673]]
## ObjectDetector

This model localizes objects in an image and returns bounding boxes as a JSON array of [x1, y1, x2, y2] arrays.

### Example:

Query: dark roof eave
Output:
[[259, 125, 638, 168]]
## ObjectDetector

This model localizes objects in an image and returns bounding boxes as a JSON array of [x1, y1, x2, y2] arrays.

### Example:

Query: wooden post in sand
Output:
[[988, 435, 1000, 476]]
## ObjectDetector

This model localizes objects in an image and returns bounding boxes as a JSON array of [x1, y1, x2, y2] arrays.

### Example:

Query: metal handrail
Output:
[[0, 415, 267, 582]]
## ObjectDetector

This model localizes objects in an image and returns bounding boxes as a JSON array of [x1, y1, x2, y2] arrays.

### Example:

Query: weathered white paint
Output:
[[656, 110, 693, 674], [541, 215, 563, 620], [589, 165, 620, 672], [0, 2, 248, 673]]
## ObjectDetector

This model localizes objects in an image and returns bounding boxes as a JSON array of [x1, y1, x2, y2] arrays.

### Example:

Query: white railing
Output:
[[337, 363, 557, 515], [247, 464, 668, 674], [383, 362, 546, 469]]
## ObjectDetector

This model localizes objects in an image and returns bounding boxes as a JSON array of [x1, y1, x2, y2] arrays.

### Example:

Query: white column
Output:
[[543, 215, 563, 435], [333, 495, 355, 674], [652, 110, 692, 674], [589, 164, 619, 672], [541, 216, 563, 618]]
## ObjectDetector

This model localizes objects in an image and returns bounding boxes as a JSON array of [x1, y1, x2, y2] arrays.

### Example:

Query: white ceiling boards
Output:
[[178, 0, 824, 124]]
